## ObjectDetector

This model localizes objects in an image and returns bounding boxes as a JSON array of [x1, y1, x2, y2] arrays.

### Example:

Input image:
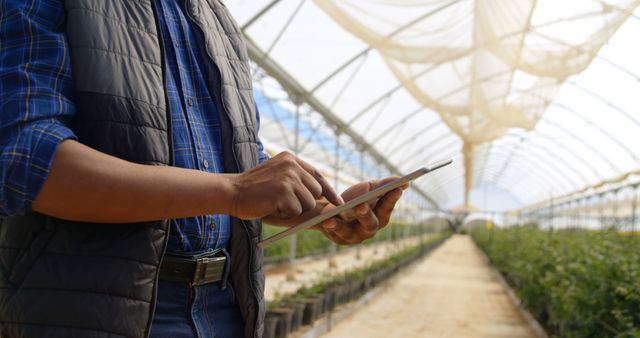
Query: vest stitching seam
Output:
[[71, 46, 161, 68], [67, 6, 158, 38], [75, 118, 166, 132], [76, 90, 165, 109]]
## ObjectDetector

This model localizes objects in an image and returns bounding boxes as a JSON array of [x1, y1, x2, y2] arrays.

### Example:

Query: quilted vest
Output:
[[0, 1, 265, 337]]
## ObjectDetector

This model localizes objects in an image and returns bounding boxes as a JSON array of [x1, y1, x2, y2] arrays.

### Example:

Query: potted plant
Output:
[[266, 306, 295, 336], [263, 312, 280, 338]]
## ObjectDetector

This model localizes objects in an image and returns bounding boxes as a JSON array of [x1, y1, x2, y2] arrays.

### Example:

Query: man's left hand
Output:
[[313, 177, 408, 245]]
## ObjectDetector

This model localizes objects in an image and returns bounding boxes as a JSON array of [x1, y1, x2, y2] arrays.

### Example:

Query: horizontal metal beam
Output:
[[245, 36, 440, 208]]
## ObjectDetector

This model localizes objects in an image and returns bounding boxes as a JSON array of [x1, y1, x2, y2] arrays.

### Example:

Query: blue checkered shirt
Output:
[[0, 0, 268, 253]]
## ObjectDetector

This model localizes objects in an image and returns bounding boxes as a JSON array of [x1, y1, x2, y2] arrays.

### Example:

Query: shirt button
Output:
[[202, 159, 209, 169], [209, 221, 216, 231], [187, 97, 193, 107]]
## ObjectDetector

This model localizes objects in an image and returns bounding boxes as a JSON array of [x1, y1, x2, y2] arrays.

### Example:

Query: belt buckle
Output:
[[192, 256, 225, 286]]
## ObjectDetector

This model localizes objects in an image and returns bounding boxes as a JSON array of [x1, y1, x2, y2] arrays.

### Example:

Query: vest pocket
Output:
[[8, 217, 56, 286]]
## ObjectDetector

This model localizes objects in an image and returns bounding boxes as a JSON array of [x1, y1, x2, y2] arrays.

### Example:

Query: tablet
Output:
[[257, 159, 453, 248]]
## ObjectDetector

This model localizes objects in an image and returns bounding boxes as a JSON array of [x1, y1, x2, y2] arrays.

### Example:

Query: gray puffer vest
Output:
[[0, 1, 265, 337]]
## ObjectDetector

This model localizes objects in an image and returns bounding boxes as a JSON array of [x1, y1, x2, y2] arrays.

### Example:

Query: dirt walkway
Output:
[[321, 235, 537, 338]]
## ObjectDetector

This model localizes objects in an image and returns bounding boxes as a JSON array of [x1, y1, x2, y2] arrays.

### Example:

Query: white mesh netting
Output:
[[314, 0, 640, 205]]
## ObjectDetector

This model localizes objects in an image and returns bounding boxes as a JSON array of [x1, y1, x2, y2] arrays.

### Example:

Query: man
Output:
[[0, 1, 406, 337]]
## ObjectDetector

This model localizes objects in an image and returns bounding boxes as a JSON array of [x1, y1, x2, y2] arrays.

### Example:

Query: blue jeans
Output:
[[150, 251, 244, 338]]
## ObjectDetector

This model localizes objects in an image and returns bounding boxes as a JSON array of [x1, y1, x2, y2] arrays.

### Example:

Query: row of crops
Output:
[[471, 226, 639, 338], [262, 222, 438, 264]]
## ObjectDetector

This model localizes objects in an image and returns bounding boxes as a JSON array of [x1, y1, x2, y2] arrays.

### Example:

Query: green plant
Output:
[[262, 222, 444, 263], [471, 227, 640, 338]]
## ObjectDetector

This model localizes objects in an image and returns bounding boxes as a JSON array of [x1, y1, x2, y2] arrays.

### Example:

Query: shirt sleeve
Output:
[[255, 104, 270, 164], [0, 0, 77, 216]]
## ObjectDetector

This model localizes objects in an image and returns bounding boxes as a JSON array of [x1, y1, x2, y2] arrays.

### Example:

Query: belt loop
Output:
[[220, 248, 231, 290]]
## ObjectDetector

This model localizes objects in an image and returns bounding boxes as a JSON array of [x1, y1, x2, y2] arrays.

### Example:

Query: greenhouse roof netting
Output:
[[226, 0, 640, 212]]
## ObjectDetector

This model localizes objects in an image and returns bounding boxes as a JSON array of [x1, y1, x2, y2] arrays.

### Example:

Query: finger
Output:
[[374, 188, 403, 228], [354, 203, 379, 237], [322, 217, 359, 244], [298, 169, 323, 199], [320, 219, 350, 245], [276, 193, 303, 219], [295, 158, 344, 206], [294, 183, 317, 213]]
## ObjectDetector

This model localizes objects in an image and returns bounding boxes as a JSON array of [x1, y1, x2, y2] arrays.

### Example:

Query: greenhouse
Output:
[[1, 0, 639, 338], [225, 1, 640, 337]]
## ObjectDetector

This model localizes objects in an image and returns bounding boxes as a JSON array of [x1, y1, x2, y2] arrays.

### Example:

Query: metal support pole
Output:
[[288, 105, 300, 266], [549, 191, 554, 231], [600, 193, 606, 230], [592, 195, 596, 228], [632, 186, 638, 235], [329, 131, 340, 267], [357, 150, 364, 258], [579, 197, 585, 229], [613, 190, 619, 230]]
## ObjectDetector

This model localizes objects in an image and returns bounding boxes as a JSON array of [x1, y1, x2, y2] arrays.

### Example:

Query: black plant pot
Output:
[[315, 293, 327, 316], [287, 302, 305, 332], [324, 286, 338, 311], [267, 307, 294, 337], [364, 275, 373, 292], [302, 298, 319, 325], [351, 280, 363, 299], [262, 313, 279, 338]]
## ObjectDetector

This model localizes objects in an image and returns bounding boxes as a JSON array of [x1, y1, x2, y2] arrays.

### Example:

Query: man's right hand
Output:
[[32, 142, 342, 224], [227, 152, 343, 220]]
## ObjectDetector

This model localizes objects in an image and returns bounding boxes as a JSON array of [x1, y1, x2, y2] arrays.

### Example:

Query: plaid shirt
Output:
[[0, 0, 268, 252]]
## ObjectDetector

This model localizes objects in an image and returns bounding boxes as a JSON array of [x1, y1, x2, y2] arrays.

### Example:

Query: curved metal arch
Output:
[[347, 65, 440, 125], [475, 134, 523, 191], [416, 176, 460, 202], [411, 129, 594, 205], [487, 126, 602, 186], [370, 106, 429, 141], [529, 130, 606, 180], [470, 120, 612, 196], [552, 102, 640, 163], [489, 171, 557, 204], [475, 167, 551, 203], [241, 0, 284, 31], [384, 122, 455, 158], [425, 169, 533, 208], [595, 55, 640, 82], [403, 137, 462, 168], [473, 146, 575, 193], [466, 106, 621, 189], [566, 66, 640, 131], [472, 143, 575, 192], [349, 64, 511, 129], [477, 135, 589, 189], [307, 0, 466, 94]]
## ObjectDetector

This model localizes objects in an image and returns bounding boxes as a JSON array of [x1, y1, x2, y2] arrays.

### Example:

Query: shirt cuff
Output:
[[0, 121, 77, 215]]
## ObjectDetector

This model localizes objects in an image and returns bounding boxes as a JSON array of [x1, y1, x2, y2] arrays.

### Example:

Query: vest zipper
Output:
[[183, 2, 261, 337], [147, 2, 174, 338]]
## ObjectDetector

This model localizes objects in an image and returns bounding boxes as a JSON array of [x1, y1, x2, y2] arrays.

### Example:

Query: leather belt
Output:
[[159, 255, 226, 286]]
